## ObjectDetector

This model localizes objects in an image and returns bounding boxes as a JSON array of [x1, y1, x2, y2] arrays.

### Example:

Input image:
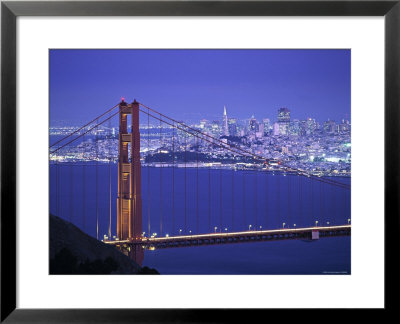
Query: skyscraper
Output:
[[249, 115, 259, 132], [211, 120, 221, 136], [263, 118, 270, 136], [223, 106, 229, 136], [273, 122, 280, 136], [278, 107, 290, 123], [228, 118, 238, 136], [305, 118, 317, 135], [289, 119, 301, 136], [199, 119, 209, 129], [323, 120, 336, 134], [277, 107, 290, 135]]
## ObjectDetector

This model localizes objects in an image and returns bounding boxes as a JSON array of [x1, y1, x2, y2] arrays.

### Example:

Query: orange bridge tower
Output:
[[117, 99, 142, 242]]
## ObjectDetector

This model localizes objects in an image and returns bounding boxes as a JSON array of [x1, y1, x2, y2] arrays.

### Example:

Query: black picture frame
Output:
[[1, 0, 399, 322]]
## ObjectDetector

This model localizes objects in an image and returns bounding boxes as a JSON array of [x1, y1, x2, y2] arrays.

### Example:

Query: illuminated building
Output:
[[228, 118, 238, 136], [323, 120, 336, 134], [222, 106, 229, 136], [200, 119, 209, 129], [211, 120, 221, 136], [278, 107, 290, 123], [263, 118, 270, 135], [273, 122, 280, 136], [249, 115, 259, 132], [277, 107, 290, 135]]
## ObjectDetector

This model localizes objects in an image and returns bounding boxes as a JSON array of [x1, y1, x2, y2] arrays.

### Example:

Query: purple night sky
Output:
[[50, 49, 350, 124]]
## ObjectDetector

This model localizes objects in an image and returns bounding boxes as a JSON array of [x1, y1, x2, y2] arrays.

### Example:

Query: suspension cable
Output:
[[287, 172, 290, 228], [196, 136, 199, 234], [138, 105, 349, 190], [311, 176, 314, 227], [147, 108, 151, 238], [172, 120, 175, 236], [265, 169, 268, 229], [50, 104, 119, 148], [184, 131, 187, 234], [232, 166, 234, 231], [254, 170, 258, 230], [82, 130, 86, 232], [208, 163, 211, 233], [159, 113, 163, 236], [219, 168, 222, 233], [49, 111, 119, 155], [69, 163, 73, 223], [138, 102, 349, 189], [298, 173, 301, 227], [139, 109, 249, 158], [277, 171, 281, 228], [95, 118, 99, 240], [139, 102, 259, 159], [56, 160, 59, 217], [320, 179, 323, 227], [242, 171, 246, 231], [108, 113, 112, 239]]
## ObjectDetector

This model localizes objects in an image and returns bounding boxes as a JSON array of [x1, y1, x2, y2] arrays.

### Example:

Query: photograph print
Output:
[[49, 49, 351, 275]]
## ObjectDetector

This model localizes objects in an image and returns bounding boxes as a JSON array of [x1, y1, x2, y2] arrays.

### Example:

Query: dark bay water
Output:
[[49, 163, 351, 274]]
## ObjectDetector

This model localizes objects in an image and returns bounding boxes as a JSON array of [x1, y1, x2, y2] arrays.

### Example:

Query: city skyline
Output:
[[51, 104, 350, 128], [51, 104, 350, 138]]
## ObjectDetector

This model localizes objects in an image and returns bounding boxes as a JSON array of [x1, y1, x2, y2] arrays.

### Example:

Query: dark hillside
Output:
[[50, 214, 157, 274]]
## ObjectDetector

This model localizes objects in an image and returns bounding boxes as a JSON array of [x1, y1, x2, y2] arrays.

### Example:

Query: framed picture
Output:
[[1, 0, 398, 321]]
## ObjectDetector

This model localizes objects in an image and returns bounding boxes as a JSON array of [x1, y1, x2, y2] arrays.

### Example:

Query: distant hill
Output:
[[50, 214, 158, 274]]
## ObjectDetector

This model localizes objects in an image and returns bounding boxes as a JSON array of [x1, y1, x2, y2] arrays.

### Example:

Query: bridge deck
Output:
[[103, 225, 351, 249]]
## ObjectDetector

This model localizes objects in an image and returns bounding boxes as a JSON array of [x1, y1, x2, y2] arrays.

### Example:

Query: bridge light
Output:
[[347, 218, 351, 224], [293, 224, 296, 228], [214, 226, 217, 233], [326, 221, 330, 225], [249, 225, 252, 231], [282, 223, 286, 228], [179, 229, 182, 235], [259, 226, 262, 230], [315, 220, 319, 226]]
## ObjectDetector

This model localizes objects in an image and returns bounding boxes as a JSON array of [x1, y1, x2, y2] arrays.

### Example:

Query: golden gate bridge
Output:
[[49, 99, 351, 265]]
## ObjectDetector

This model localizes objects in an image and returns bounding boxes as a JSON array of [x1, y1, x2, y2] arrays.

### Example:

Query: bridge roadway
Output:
[[103, 224, 351, 249]]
